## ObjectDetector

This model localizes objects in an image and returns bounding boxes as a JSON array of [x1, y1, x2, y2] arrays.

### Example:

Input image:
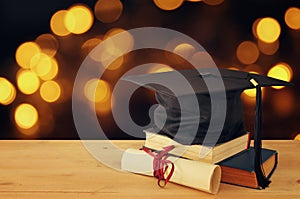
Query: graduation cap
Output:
[[122, 68, 292, 189]]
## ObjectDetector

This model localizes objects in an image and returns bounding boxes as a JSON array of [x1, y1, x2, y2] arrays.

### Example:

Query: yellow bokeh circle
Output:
[[65, 5, 94, 34], [267, 63, 293, 89], [15, 42, 41, 69], [256, 17, 281, 43], [294, 134, 300, 140], [40, 58, 59, 81], [0, 78, 16, 105], [14, 103, 39, 129], [40, 81, 61, 103], [17, 70, 40, 95], [84, 79, 110, 103], [31, 53, 52, 78]]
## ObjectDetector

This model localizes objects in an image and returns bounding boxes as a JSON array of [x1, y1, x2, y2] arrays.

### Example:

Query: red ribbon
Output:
[[142, 145, 175, 188]]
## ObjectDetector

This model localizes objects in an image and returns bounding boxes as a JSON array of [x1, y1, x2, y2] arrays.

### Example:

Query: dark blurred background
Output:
[[0, 0, 299, 140]]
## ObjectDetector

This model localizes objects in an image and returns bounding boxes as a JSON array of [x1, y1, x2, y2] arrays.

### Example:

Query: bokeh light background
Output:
[[0, 0, 299, 140]]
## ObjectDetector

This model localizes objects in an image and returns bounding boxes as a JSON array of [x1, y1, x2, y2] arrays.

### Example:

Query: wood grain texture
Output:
[[0, 140, 299, 198]]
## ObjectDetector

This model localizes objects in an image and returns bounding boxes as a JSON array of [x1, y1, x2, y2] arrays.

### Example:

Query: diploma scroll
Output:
[[121, 148, 221, 194]]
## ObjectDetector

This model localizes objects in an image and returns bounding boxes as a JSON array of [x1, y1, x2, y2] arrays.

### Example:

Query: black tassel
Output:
[[254, 86, 271, 189]]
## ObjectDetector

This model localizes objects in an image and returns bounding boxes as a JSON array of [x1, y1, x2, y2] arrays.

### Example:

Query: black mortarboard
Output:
[[122, 68, 292, 189]]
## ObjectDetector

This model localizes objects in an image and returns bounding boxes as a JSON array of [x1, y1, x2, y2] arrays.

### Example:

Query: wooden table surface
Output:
[[0, 140, 299, 199]]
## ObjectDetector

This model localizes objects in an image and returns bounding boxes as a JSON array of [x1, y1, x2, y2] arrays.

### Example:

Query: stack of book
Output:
[[121, 128, 278, 192], [143, 128, 278, 189], [120, 68, 286, 193]]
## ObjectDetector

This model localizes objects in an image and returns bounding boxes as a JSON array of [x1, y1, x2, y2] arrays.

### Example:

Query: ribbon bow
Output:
[[142, 145, 175, 188]]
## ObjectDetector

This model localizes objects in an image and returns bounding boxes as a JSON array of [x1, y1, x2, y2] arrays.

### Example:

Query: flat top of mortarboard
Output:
[[122, 68, 292, 97]]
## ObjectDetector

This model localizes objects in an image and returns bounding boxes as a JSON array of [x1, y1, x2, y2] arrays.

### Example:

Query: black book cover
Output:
[[217, 147, 278, 189], [218, 147, 277, 172]]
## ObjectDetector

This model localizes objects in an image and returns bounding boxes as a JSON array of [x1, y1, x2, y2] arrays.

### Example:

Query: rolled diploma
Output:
[[121, 148, 221, 194]]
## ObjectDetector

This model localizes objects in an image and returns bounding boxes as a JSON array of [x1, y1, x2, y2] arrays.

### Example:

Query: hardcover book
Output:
[[144, 129, 250, 164], [217, 147, 278, 189]]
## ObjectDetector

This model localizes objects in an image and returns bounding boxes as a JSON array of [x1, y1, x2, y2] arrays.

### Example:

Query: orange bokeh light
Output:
[[35, 34, 59, 58], [82, 37, 102, 55], [50, 10, 71, 36], [252, 18, 261, 39], [257, 40, 279, 55], [153, 0, 184, 11], [236, 41, 259, 65], [94, 0, 123, 23], [285, 7, 300, 30], [203, 0, 224, 6]]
